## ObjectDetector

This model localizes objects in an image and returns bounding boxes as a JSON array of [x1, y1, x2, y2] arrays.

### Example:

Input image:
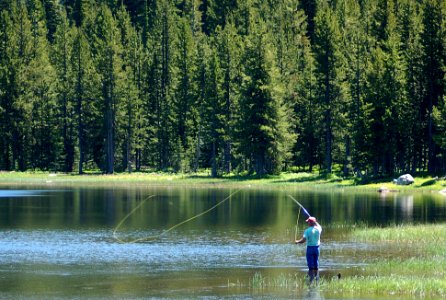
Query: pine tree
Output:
[[338, 0, 373, 176], [201, 45, 219, 176], [52, 7, 76, 172], [286, 8, 321, 172], [42, 0, 62, 43], [420, 0, 445, 173], [71, 26, 100, 174], [175, 0, 202, 35], [86, 4, 126, 173], [299, 0, 317, 38], [433, 84, 446, 163], [201, 0, 237, 35], [214, 23, 242, 173], [237, 20, 294, 175], [20, 0, 60, 170], [366, 0, 408, 175], [115, 5, 147, 172], [171, 17, 197, 172], [145, 0, 176, 170], [397, 0, 424, 173], [71, 0, 90, 27], [0, 9, 15, 170], [312, 2, 345, 174]]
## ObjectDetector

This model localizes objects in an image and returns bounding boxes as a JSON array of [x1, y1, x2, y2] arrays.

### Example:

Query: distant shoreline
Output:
[[0, 171, 444, 193]]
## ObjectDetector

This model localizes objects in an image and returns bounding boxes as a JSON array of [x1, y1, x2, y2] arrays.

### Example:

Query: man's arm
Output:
[[295, 237, 306, 244]]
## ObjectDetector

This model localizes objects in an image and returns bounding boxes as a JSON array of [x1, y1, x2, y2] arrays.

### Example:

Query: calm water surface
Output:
[[0, 186, 445, 299]]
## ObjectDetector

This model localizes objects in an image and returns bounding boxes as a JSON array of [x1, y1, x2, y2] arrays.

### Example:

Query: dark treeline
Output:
[[0, 0, 445, 177]]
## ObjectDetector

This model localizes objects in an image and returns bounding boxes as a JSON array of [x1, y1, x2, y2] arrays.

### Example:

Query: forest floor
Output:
[[0, 171, 445, 193]]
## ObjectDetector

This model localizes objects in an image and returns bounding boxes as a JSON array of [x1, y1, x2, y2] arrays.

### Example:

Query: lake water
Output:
[[0, 186, 445, 299]]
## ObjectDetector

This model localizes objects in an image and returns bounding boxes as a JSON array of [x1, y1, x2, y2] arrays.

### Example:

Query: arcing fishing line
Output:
[[113, 189, 241, 244], [294, 206, 301, 241], [113, 194, 156, 243]]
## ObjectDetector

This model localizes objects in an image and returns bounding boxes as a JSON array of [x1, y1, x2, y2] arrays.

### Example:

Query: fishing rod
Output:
[[287, 195, 311, 218], [288, 194, 312, 241]]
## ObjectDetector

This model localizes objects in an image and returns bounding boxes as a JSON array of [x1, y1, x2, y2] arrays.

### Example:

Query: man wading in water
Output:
[[295, 216, 322, 283]]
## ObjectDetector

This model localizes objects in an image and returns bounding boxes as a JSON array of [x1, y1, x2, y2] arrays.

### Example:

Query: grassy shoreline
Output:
[[0, 171, 445, 192], [323, 224, 446, 297], [249, 224, 446, 298]]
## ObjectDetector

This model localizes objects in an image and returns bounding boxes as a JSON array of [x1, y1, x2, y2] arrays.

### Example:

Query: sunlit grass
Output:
[[0, 171, 445, 192], [249, 272, 307, 289], [248, 224, 446, 297], [324, 275, 446, 297], [351, 224, 446, 255]]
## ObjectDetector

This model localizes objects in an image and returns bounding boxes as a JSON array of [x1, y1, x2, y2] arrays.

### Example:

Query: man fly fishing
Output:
[[295, 216, 322, 283], [288, 195, 323, 283]]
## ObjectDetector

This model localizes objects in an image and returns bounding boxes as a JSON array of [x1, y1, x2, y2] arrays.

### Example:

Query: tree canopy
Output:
[[0, 0, 445, 177]]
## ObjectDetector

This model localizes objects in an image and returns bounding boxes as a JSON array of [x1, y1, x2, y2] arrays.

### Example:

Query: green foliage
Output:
[[0, 0, 445, 176]]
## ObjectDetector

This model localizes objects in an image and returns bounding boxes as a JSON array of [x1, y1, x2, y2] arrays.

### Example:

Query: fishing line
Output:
[[294, 205, 301, 241], [113, 189, 241, 244], [113, 194, 157, 243], [288, 194, 311, 241]]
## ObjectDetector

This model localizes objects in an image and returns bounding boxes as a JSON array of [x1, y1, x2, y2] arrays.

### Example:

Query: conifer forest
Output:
[[0, 0, 445, 177]]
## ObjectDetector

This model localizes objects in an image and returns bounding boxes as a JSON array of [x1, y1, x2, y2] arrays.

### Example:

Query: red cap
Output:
[[306, 216, 317, 223]]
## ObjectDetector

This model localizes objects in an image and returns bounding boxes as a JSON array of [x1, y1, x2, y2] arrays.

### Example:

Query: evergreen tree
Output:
[[145, 0, 176, 170], [52, 8, 76, 172], [175, 0, 202, 35], [87, 4, 125, 173], [288, 10, 321, 172], [299, 0, 317, 38], [0, 9, 15, 170], [42, 0, 62, 43], [312, 2, 345, 174], [420, 0, 445, 173], [237, 21, 294, 175], [202, 44, 224, 176], [71, 26, 100, 174], [115, 5, 144, 172], [397, 0, 424, 172], [366, 0, 408, 175], [171, 17, 197, 172], [433, 87, 446, 168], [201, 0, 237, 34], [20, 0, 59, 170], [214, 23, 242, 173], [339, 0, 373, 176], [10, 0, 36, 170], [1, 0, 446, 174]]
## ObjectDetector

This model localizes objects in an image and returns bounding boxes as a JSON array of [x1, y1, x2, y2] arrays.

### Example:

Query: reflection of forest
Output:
[[1, 187, 445, 231]]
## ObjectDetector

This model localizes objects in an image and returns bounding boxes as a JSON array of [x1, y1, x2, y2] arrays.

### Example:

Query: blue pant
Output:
[[306, 246, 320, 270]]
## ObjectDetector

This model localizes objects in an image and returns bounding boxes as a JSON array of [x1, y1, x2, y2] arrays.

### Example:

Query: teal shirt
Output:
[[303, 224, 322, 246]]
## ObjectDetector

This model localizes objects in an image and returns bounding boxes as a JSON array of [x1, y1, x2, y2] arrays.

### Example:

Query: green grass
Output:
[[0, 171, 445, 192], [325, 275, 446, 297], [249, 224, 446, 297]]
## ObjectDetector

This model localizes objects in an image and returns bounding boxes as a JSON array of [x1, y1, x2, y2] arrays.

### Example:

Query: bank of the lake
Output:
[[251, 224, 446, 298], [325, 224, 446, 297], [0, 171, 445, 193]]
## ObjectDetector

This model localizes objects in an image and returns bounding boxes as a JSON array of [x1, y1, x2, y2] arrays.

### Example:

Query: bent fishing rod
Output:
[[288, 194, 312, 241], [288, 194, 311, 218]]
